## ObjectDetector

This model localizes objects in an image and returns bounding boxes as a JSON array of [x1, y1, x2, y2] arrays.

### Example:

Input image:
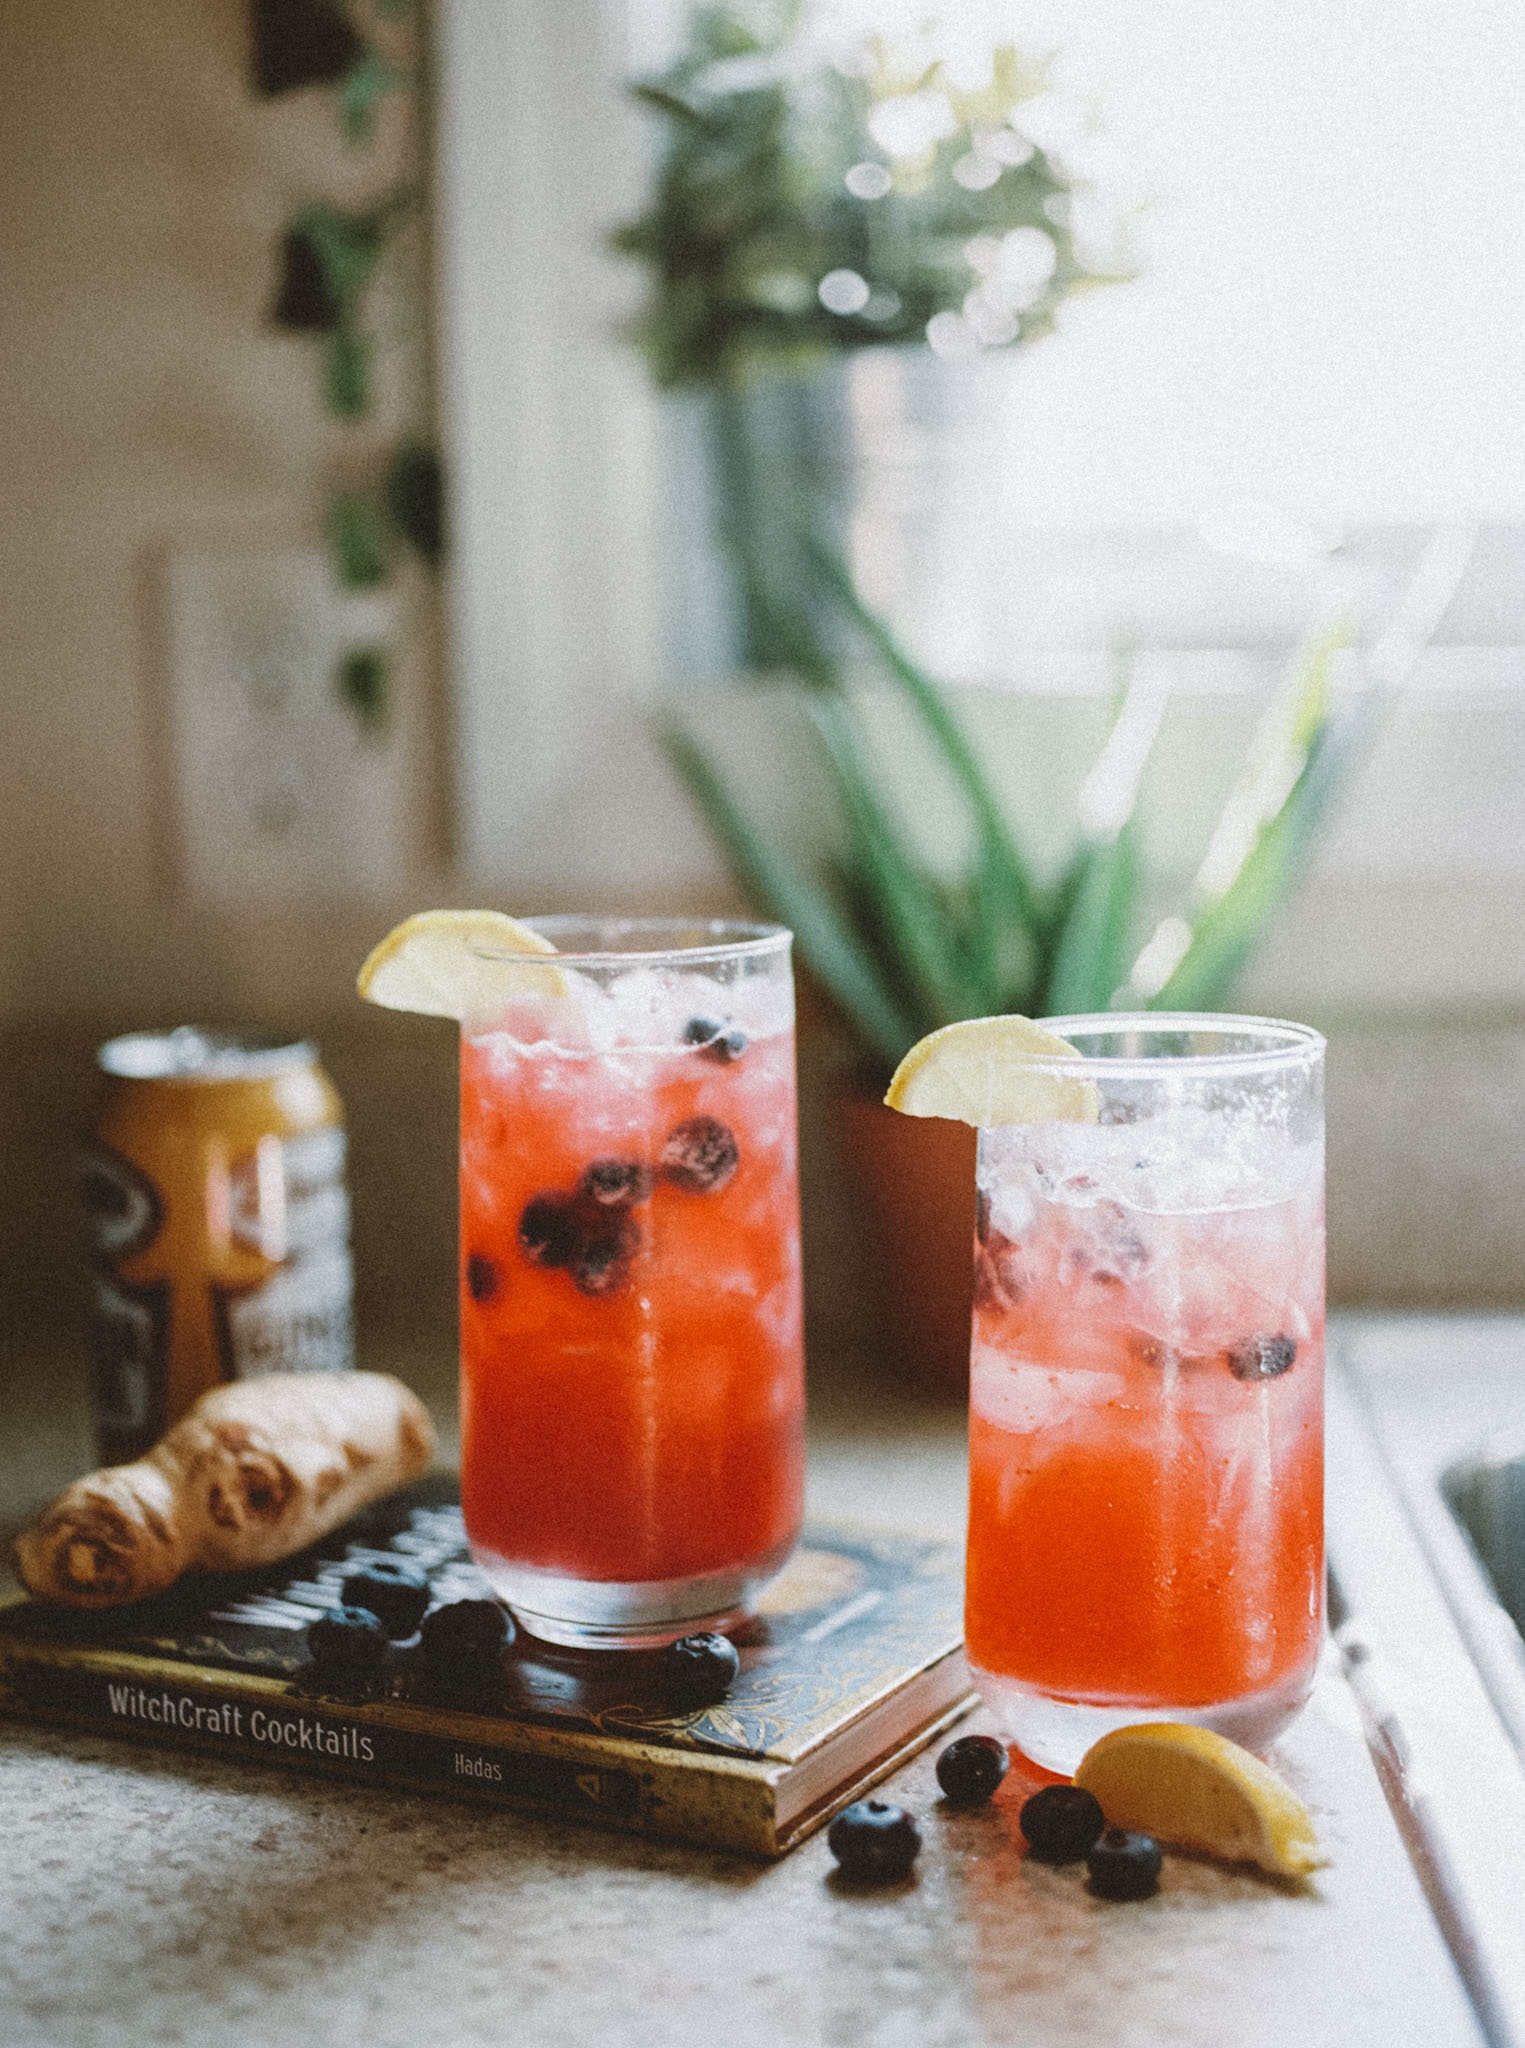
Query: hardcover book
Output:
[[0, 1477, 971, 1857]]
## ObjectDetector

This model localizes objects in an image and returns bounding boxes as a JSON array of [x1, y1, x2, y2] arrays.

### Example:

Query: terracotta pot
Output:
[[833, 1094, 977, 1398]]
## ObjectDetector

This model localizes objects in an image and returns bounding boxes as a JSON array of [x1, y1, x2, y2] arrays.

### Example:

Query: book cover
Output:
[[0, 1477, 972, 1857]]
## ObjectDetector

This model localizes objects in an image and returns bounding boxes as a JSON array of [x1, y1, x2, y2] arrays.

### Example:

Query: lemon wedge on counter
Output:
[[357, 910, 566, 1018], [1073, 1723, 1327, 1880], [883, 1015, 1099, 1127]]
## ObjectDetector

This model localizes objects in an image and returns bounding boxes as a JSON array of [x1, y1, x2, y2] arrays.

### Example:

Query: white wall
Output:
[[0, 0, 452, 1028]]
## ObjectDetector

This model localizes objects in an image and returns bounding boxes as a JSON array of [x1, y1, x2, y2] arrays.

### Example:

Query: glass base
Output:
[[468, 1536, 797, 1651], [970, 1661, 1317, 1775]]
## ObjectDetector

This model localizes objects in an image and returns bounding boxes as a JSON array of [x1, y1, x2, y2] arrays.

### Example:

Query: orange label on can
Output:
[[84, 1032, 354, 1462]]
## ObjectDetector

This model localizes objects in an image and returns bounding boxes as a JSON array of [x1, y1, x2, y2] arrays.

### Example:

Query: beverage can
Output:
[[82, 1027, 355, 1463]]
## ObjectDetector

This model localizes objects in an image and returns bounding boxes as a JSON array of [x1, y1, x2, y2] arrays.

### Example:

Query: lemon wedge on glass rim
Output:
[[356, 909, 567, 1020], [1074, 1722, 1327, 1880], [883, 1015, 1099, 1127]]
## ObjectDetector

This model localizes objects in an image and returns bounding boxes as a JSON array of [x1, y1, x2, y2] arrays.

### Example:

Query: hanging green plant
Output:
[[252, 0, 365, 97], [385, 440, 446, 565], [253, 0, 444, 732], [336, 644, 391, 732], [328, 490, 392, 589]]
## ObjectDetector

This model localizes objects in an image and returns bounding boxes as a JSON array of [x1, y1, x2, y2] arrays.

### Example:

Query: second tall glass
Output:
[[456, 917, 805, 1649], [964, 1015, 1326, 1771]]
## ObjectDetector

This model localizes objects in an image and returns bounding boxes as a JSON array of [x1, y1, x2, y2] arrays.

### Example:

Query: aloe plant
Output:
[[661, 527, 1474, 1080]]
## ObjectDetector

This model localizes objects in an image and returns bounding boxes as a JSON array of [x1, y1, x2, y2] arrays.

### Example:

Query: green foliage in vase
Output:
[[661, 533, 1384, 1083], [613, 2, 1126, 389]]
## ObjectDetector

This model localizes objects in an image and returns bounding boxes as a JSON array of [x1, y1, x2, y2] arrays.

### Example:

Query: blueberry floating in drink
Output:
[[465, 1252, 500, 1302], [936, 1733, 1010, 1806], [827, 1801, 922, 1883], [1019, 1783, 1105, 1861], [684, 1016, 749, 1063], [663, 1631, 741, 1708], [570, 1210, 641, 1298], [660, 1115, 739, 1194], [341, 1558, 432, 1638], [518, 1167, 651, 1297], [1086, 1827, 1163, 1900], [1226, 1332, 1297, 1381], [518, 1194, 582, 1270], [973, 1233, 1025, 1313], [579, 1158, 653, 1208]]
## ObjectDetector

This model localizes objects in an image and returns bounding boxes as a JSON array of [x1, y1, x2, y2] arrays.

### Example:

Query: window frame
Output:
[[433, 2, 1525, 1014]]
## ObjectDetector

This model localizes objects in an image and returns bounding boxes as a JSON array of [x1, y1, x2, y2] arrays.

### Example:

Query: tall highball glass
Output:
[[456, 918, 804, 1649], [964, 1015, 1325, 1772]]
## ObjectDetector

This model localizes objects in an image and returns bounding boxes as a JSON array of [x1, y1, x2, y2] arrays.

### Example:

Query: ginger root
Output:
[[13, 1372, 436, 1609]]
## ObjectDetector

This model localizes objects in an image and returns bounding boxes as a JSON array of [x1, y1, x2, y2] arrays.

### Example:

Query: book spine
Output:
[[0, 1652, 780, 1858]]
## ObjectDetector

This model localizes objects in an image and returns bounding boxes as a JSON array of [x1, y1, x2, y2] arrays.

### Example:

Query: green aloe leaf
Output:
[[802, 534, 1043, 978], [1126, 525, 1474, 1012], [1042, 821, 1142, 1015], [732, 558, 836, 690], [804, 693, 976, 1029], [1040, 646, 1163, 1012], [1152, 702, 1362, 1010], [658, 717, 917, 1068], [1147, 618, 1354, 1009], [631, 84, 716, 129]]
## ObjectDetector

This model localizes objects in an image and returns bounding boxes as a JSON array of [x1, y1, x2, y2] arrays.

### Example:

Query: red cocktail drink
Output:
[[962, 1016, 1325, 1770], [457, 918, 804, 1647]]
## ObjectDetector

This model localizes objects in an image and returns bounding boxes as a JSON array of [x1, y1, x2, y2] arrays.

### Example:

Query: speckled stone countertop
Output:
[[0, 1329, 1484, 2048]]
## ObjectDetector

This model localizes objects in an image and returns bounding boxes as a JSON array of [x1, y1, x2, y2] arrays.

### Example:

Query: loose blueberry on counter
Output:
[[935, 1733, 1009, 1806], [663, 1631, 741, 1708], [684, 1016, 750, 1064], [1226, 1332, 1297, 1382], [660, 1116, 739, 1194], [1019, 1783, 1106, 1862], [579, 1158, 653, 1208], [827, 1801, 922, 1884], [519, 1194, 581, 1269], [307, 1605, 390, 1670], [340, 1558, 431, 1639], [1086, 1827, 1163, 1900], [418, 1598, 513, 1664]]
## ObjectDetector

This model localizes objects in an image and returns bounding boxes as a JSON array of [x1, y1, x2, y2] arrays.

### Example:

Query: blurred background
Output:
[[3, 0, 1524, 1446]]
